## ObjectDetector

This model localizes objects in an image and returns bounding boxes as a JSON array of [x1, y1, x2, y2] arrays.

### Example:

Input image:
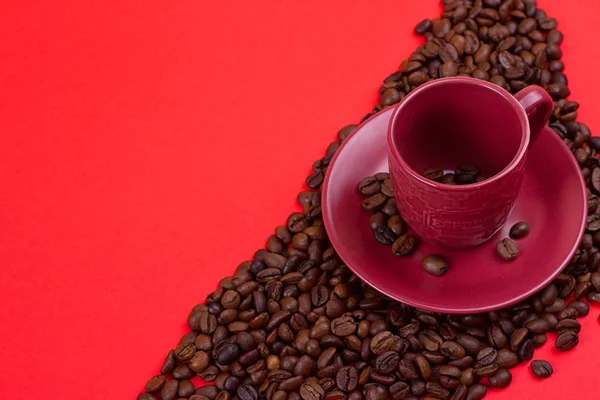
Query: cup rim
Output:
[[387, 76, 530, 191]]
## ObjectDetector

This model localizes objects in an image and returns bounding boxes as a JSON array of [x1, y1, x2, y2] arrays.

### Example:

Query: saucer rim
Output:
[[322, 107, 587, 314]]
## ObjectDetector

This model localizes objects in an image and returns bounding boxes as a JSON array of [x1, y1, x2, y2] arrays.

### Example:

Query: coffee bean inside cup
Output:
[[421, 164, 486, 185]]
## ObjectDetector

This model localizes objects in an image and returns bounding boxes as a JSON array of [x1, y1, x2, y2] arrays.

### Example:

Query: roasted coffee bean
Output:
[[415, 19, 433, 35], [476, 347, 497, 365], [473, 363, 498, 378], [331, 316, 356, 337], [489, 368, 512, 388], [370, 331, 395, 355], [336, 366, 358, 392], [422, 255, 449, 276], [161, 380, 179, 400], [423, 168, 445, 181], [145, 375, 166, 393], [392, 235, 416, 256], [465, 383, 487, 400], [517, 338, 534, 361], [569, 300, 590, 317], [387, 215, 406, 236], [374, 227, 396, 245], [555, 331, 579, 351], [389, 382, 410, 400], [440, 341, 465, 360], [375, 351, 399, 374], [496, 349, 520, 369], [531, 360, 553, 378], [496, 238, 518, 260], [525, 318, 550, 334], [556, 319, 581, 333], [426, 382, 449, 398], [509, 221, 530, 239], [357, 177, 381, 196]]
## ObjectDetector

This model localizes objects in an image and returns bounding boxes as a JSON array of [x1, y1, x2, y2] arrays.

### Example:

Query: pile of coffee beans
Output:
[[423, 165, 486, 185], [139, 1, 600, 399]]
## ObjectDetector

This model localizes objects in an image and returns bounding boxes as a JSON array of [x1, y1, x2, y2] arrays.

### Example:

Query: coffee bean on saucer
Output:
[[358, 176, 381, 195], [509, 221, 530, 239], [531, 360, 553, 378], [392, 235, 417, 256], [455, 173, 476, 185], [496, 238, 519, 260], [374, 226, 397, 245], [369, 212, 388, 230], [362, 193, 387, 211], [387, 215, 407, 236], [422, 255, 449, 277], [423, 168, 445, 182]]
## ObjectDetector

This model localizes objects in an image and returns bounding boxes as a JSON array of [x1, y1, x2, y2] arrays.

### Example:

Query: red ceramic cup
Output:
[[387, 77, 553, 249]]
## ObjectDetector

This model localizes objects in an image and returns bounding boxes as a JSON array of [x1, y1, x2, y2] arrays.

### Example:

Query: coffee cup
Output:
[[387, 77, 553, 249]]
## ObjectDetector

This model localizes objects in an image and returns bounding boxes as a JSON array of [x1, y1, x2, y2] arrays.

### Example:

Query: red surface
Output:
[[0, 1, 599, 399], [323, 109, 585, 313], [387, 78, 553, 249]]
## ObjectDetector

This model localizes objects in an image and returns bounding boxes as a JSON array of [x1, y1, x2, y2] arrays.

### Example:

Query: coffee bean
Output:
[[300, 382, 324, 400], [331, 316, 356, 337], [374, 226, 397, 245], [496, 238, 518, 260], [496, 349, 520, 369], [426, 382, 449, 398], [489, 368, 512, 388], [525, 318, 550, 334], [161, 380, 179, 400], [455, 173, 475, 185], [389, 382, 410, 400], [335, 366, 358, 392], [358, 177, 381, 196], [555, 331, 579, 351], [237, 384, 258, 400], [422, 255, 449, 277], [473, 363, 499, 378], [531, 360, 554, 378], [415, 19, 433, 35], [440, 341, 465, 360], [137, 394, 156, 400], [145, 375, 166, 393], [387, 215, 406, 236], [465, 384, 487, 400], [476, 347, 497, 365], [509, 221, 530, 239], [370, 331, 395, 355], [392, 235, 417, 256], [160, 350, 177, 375], [556, 319, 581, 334], [517, 338, 534, 361], [423, 168, 445, 181]]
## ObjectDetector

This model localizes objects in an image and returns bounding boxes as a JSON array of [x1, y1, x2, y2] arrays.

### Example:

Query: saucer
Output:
[[322, 107, 587, 314]]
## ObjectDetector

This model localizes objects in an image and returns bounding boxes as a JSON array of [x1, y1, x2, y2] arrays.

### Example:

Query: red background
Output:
[[1, 1, 599, 399]]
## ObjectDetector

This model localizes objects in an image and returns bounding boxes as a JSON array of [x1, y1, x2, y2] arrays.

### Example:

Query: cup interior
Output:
[[389, 80, 525, 182]]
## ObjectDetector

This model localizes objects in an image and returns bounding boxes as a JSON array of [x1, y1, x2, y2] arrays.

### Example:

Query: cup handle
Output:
[[514, 86, 553, 145]]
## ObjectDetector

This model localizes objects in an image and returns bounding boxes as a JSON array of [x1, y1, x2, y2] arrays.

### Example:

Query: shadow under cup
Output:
[[391, 81, 524, 178]]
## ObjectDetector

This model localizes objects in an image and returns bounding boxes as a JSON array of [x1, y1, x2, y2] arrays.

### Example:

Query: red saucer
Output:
[[322, 107, 587, 314]]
